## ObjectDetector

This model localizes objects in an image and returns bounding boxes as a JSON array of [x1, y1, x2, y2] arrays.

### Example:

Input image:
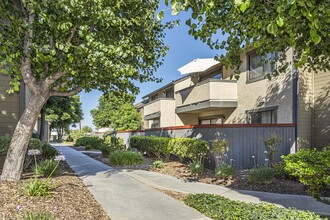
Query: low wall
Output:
[[117, 124, 296, 169]]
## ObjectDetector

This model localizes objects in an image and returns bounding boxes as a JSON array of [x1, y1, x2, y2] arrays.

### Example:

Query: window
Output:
[[165, 89, 174, 98], [150, 94, 158, 101], [199, 70, 223, 82], [248, 52, 276, 81], [150, 119, 160, 128], [199, 116, 224, 125], [249, 109, 276, 124]]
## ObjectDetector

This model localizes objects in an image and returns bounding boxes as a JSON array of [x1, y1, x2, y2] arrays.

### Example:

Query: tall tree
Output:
[[0, 0, 169, 180], [167, 0, 330, 77], [91, 93, 142, 131], [45, 96, 83, 140]]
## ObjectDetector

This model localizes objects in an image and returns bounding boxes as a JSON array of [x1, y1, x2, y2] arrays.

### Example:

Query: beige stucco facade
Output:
[[138, 50, 330, 148]]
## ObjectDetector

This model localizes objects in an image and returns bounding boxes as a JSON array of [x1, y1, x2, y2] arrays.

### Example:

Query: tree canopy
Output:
[[91, 93, 142, 131], [0, 0, 169, 181], [167, 0, 330, 78], [81, 125, 93, 133], [45, 95, 83, 139]]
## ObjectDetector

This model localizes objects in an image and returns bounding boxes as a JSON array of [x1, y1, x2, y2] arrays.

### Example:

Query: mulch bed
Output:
[[82, 151, 330, 197], [0, 157, 110, 220]]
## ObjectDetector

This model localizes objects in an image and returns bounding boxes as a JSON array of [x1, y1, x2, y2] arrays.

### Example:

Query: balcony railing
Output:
[[175, 79, 237, 113]]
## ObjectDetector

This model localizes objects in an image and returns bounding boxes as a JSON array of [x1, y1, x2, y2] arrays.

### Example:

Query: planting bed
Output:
[[0, 157, 110, 220]]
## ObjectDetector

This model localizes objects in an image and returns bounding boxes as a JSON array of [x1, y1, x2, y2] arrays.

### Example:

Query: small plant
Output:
[[34, 159, 60, 177], [109, 150, 144, 166], [29, 138, 42, 150], [97, 144, 115, 157], [248, 167, 275, 183], [41, 143, 58, 159], [215, 164, 235, 179], [153, 160, 164, 169], [0, 135, 11, 156], [104, 135, 124, 150], [188, 161, 204, 175], [264, 133, 281, 167], [212, 136, 229, 165], [283, 147, 330, 199], [23, 178, 52, 196], [21, 211, 55, 220]]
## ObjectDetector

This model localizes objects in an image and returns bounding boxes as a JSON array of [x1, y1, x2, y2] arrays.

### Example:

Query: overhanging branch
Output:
[[50, 87, 82, 97]]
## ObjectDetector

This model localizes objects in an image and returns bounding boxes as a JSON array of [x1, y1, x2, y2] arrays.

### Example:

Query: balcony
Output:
[[143, 98, 175, 120], [175, 79, 238, 113]]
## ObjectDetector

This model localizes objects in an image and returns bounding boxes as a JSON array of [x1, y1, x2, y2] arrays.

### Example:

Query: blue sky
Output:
[[80, 4, 226, 129]]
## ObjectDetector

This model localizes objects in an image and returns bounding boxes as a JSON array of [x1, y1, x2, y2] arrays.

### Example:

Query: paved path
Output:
[[56, 146, 330, 218], [55, 146, 210, 220]]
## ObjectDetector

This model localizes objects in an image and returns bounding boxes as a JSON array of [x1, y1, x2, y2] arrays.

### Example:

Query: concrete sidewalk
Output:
[[55, 146, 210, 220], [124, 169, 330, 217]]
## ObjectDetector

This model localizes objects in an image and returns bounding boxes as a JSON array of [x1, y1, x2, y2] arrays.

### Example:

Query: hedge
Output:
[[130, 136, 209, 161], [75, 136, 103, 149]]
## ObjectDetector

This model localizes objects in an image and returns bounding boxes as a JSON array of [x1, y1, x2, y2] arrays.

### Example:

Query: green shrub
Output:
[[264, 133, 281, 167], [75, 136, 103, 149], [184, 194, 324, 220], [29, 138, 42, 150], [153, 160, 164, 169], [130, 136, 170, 158], [188, 161, 204, 175], [170, 138, 210, 161], [283, 147, 330, 199], [23, 178, 52, 196], [273, 161, 294, 180], [97, 144, 115, 157], [249, 167, 275, 183], [41, 143, 58, 159], [0, 135, 11, 156], [69, 130, 85, 142], [21, 211, 55, 220], [104, 135, 125, 150], [34, 159, 60, 177], [215, 164, 235, 179], [109, 150, 144, 166]]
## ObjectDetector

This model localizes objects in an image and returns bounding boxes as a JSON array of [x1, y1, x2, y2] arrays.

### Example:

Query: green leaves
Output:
[[310, 29, 321, 44], [167, 0, 330, 76], [266, 23, 278, 35], [157, 10, 164, 20]]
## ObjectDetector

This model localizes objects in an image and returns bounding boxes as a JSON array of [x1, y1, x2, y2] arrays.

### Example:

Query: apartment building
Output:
[[138, 48, 330, 148], [0, 74, 49, 139]]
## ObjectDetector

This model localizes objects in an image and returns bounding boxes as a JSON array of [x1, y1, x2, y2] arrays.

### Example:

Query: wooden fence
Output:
[[116, 124, 296, 169]]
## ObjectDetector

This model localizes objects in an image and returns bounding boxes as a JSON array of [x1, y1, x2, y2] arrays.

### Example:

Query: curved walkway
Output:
[[56, 145, 330, 219], [55, 146, 210, 220]]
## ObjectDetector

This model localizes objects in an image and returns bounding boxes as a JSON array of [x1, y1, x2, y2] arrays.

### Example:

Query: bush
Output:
[[170, 138, 210, 161], [153, 160, 164, 169], [109, 150, 144, 166], [283, 147, 330, 199], [104, 135, 125, 150], [23, 178, 52, 196], [21, 211, 55, 220], [249, 167, 275, 183], [41, 143, 58, 159], [97, 144, 115, 157], [0, 136, 11, 156], [29, 138, 42, 150], [273, 161, 294, 180], [215, 164, 235, 179], [34, 159, 60, 177], [264, 133, 281, 167], [184, 194, 323, 220], [75, 136, 103, 149], [130, 136, 210, 161], [69, 130, 85, 142], [188, 161, 204, 175]]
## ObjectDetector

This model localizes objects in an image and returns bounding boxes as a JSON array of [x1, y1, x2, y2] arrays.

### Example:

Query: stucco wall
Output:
[[160, 99, 176, 127], [226, 49, 294, 124], [0, 74, 21, 136]]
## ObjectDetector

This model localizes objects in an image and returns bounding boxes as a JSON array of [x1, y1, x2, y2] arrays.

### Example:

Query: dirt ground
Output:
[[0, 157, 110, 220]]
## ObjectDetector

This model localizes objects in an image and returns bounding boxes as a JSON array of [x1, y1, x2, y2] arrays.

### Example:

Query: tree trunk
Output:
[[1, 93, 49, 181], [39, 107, 46, 144]]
